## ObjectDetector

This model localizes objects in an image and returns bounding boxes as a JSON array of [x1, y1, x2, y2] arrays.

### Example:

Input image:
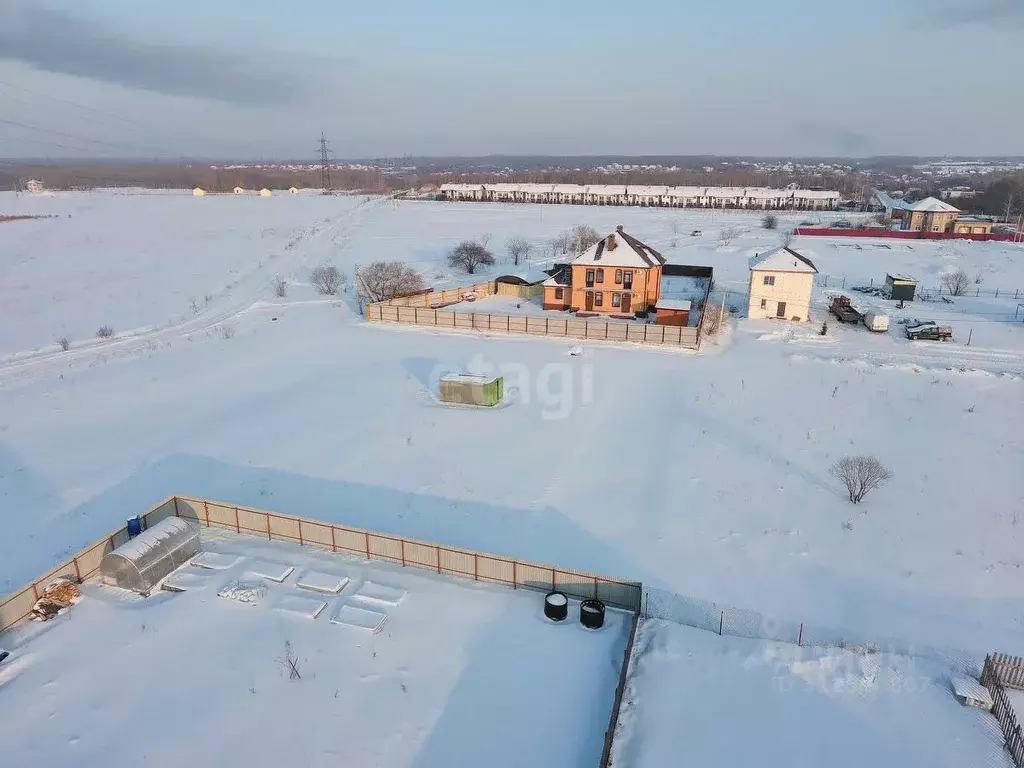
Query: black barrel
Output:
[[580, 598, 606, 629], [544, 591, 568, 621]]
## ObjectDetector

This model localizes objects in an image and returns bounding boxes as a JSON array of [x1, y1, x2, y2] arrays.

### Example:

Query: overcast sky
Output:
[[1, 0, 1021, 159]]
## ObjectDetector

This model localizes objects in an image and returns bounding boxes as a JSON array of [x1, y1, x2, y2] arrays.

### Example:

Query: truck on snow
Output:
[[905, 321, 953, 341], [862, 312, 890, 332], [829, 295, 862, 324]]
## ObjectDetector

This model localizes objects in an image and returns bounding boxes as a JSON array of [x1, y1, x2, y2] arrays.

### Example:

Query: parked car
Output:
[[905, 321, 952, 341], [690, 229, 703, 237], [831, 220, 853, 229]]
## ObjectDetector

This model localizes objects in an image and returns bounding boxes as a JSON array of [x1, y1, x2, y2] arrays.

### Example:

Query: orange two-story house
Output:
[[542, 226, 666, 314]]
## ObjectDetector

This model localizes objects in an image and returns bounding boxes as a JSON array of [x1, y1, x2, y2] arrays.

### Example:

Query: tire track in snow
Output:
[[0, 196, 387, 387]]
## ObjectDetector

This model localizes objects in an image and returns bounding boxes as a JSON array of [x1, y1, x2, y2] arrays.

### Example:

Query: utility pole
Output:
[[318, 132, 332, 194]]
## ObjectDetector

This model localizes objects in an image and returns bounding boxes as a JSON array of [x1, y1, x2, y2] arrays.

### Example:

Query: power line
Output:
[[0, 117, 165, 157]]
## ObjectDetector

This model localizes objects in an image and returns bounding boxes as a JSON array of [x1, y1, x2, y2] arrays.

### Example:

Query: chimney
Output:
[[607, 234, 617, 250], [616, 225, 624, 233]]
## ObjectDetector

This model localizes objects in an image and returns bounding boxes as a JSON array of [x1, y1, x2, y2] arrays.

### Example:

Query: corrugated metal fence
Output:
[[0, 495, 642, 636]]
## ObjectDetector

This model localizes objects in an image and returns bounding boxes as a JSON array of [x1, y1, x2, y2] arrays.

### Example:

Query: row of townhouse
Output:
[[439, 183, 840, 210]]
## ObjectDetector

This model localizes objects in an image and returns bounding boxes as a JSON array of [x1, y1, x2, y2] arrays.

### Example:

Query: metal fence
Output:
[[0, 496, 177, 632], [0, 495, 642, 636], [641, 586, 977, 670], [170, 495, 642, 610], [982, 653, 1024, 768], [816, 274, 1023, 300]]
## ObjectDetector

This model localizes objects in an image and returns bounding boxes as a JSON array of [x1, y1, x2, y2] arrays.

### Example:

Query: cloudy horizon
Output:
[[1, 0, 1021, 160]]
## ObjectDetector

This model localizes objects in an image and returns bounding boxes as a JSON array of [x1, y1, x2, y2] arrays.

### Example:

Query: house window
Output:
[[623, 271, 633, 289], [586, 270, 595, 286], [594, 291, 603, 306], [596, 268, 604, 283], [932, 225, 941, 232], [555, 288, 564, 300], [763, 275, 775, 286], [760, 299, 767, 310], [615, 270, 623, 284], [612, 293, 621, 307]]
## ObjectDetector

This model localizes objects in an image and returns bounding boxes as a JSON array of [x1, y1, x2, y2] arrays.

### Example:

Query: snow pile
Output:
[[217, 578, 268, 605]]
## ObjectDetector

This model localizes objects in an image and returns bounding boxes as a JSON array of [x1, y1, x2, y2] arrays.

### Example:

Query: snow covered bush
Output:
[[718, 226, 740, 247], [273, 276, 288, 298], [448, 241, 494, 274], [56, 336, 70, 351], [310, 264, 342, 295], [830, 455, 893, 504], [359, 261, 424, 302], [941, 268, 970, 296], [96, 325, 114, 339], [762, 213, 778, 230]]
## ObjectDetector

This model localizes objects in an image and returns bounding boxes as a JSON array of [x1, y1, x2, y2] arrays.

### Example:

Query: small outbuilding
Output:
[[657, 264, 713, 326], [439, 374, 504, 407], [26, 179, 45, 194], [495, 269, 547, 300], [885, 273, 917, 302], [233, 186, 245, 195], [192, 187, 206, 197], [288, 186, 300, 195], [100, 516, 201, 594], [260, 188, 272, 197]]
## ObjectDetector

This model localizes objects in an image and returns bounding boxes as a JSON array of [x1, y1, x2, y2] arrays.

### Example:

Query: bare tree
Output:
[[941, 268, 971, 296], [448, 241, 494, 274], [96, 325, 114, 338], [780, 229, 795, 248], [273, 275, 288, 298], [762, 213, 779, 230], [701, 300, 724, 336], [718, 226, 741, 247], [478, 232, 492, 249], [569, 225, 600, 256], [310, 264, 343, 295], [506, 236, 531, 267], [553, 231, 571, 255], [973, 270, 984, 286], [56, 335, 70, 351], [359, 261, 424, 302], [830, 455, 893, 504]]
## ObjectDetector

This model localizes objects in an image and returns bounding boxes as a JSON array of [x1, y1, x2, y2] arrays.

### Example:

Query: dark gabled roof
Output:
[[618, 230, 666, 266], [782, 246, 817, 272], [544, 266, 571, 286]]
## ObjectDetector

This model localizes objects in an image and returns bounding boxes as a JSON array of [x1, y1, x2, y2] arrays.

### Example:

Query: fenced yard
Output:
[[982, 653, 1024, 767], [365, 280, 703, 349], [0, 494, 642, 634]]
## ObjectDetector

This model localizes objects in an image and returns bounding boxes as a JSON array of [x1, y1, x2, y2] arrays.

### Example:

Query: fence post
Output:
[[364, 531, 370, 560], [513, 561, 517, 589], [798, 623, 803, 647], [72, 556, 81, 582], [594, 576, 599, 598], [545, 317, 549, 334], [203, 501, 210, 527], [330, 526, 337, 553], [234, 506, 240, 533], [266, 512, 271, 540], [298, 520, 304, 546], [719, 611, 724, 636], [474, 553, 479, 581], [996, 288, 999, 298], [401, 539, 406, 567], [967, 328, 973, 346], [436, 546, 442, 574], [551, 567, 556, 591]]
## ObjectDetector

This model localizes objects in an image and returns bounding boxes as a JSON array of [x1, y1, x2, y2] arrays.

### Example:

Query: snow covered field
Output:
[[611, 620, 1011, 767], [0, 529, 630, 767], [2, 191, 1023, 683]]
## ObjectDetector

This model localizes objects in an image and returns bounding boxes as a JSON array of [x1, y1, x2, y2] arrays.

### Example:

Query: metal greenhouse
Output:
[[100, 516, 201, 594]]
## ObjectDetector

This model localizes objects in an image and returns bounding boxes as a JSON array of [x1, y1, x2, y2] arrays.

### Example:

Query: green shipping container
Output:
[[439, 374, 504, 407]]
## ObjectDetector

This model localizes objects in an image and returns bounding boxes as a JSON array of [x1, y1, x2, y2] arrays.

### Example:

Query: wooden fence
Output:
[[367, 303, 701, 349], [982, 653, 1024, 768]]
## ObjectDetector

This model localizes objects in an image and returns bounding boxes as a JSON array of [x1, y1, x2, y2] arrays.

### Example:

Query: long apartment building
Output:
[[439, 183, 840, 210]]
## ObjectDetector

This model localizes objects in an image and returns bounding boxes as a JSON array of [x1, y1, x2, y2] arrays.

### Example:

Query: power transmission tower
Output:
[[318, 132, 332, 194]]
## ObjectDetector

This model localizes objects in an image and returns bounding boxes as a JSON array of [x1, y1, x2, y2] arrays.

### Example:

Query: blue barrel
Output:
[[126, 516, 142, 538]]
